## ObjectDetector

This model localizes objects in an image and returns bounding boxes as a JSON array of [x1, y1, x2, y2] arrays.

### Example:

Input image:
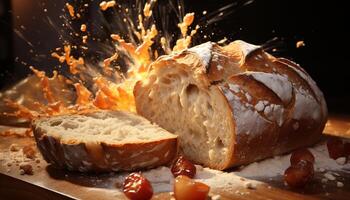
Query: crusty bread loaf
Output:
[[134, 40, 328, 170], [32, 110, 178, 172]]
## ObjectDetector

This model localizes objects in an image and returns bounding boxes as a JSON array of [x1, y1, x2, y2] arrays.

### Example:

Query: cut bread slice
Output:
[[32, 110, 178, 172]]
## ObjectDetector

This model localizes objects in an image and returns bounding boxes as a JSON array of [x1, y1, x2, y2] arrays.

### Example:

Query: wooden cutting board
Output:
[[1, 115, 350, 200]]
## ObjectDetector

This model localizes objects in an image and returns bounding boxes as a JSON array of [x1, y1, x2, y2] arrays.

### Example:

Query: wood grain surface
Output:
[[1, 115, 350, 200]]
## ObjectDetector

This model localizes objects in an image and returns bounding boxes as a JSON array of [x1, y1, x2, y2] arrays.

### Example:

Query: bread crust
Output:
[[32, 112, 178, 172], [219, 50, 327, 169], [134, 40, 327, 170]]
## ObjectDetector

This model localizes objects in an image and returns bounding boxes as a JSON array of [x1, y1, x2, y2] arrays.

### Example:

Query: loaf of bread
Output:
[[32, 110, 178, 172], [134, 40, 328, 170]]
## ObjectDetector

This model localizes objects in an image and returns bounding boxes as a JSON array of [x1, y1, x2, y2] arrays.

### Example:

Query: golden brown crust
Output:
[[216, 42, 327, 168]]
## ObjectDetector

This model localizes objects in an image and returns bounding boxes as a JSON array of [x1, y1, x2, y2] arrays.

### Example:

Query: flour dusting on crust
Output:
[[247, 72, 293, 104], [188, 42, 213, 67]]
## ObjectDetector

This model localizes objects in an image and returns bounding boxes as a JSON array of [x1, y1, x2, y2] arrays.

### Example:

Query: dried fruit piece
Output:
[[284, 160, 314, 188], [123, 173, 153, 200], [171, 155, 196, 178], [327, 138, 345, 159], [290, 148, 315, 165], [174, 175, 210, 200]]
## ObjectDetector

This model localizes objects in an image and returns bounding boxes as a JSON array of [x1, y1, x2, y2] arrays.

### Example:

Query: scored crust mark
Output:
[[242, 49, 321, 107], [275, 59, 319, 103], [32, 110, 178, 172], [228, 74, 284, 105], [222, 77, 285, 127], [276, 57, 327, 121], [278, 58, 308, 76], [134, 40, 327, 170], [242, 49, 326, 126], [245, 72, 293, 105]]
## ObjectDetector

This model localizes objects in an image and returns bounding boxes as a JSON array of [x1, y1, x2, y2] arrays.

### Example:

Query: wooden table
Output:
[[1, 115, 350, 200]]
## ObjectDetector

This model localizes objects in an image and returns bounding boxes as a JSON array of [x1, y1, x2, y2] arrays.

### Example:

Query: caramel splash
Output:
[[80, 24, 87, 32], [4, 0, 203, 121], [103, 53, 118, 75], [100, 1, 116, 11], [173, 13, 199, 52], [51, 45, 84, 74], [65, 3, 75, 18], [296, 40, 305, 48], [74, 83, 92, 106]]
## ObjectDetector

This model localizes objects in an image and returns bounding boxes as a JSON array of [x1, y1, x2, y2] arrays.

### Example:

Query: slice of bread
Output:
[[32, 110, 178, 172]]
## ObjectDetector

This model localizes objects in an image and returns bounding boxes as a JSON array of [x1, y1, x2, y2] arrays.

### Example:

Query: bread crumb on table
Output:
[[211, 194, 221, 200], [335, 157, 346, 165], [318, 167, 326, 172], [235, 190, 249, 195], [19, 169, 25, 175], [333, 172, 340, 176], [22, 145, 36, 159], [324, 173, 336, 181], [321, 178, 328, 183], [244, 181, 257, 189], [336, 181, 344, 187], [19, 164, 33, 175], [9, 144, 20, 152]]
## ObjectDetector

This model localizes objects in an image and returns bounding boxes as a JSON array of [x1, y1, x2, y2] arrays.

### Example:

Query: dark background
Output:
[[0, 0, 349, 113]]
